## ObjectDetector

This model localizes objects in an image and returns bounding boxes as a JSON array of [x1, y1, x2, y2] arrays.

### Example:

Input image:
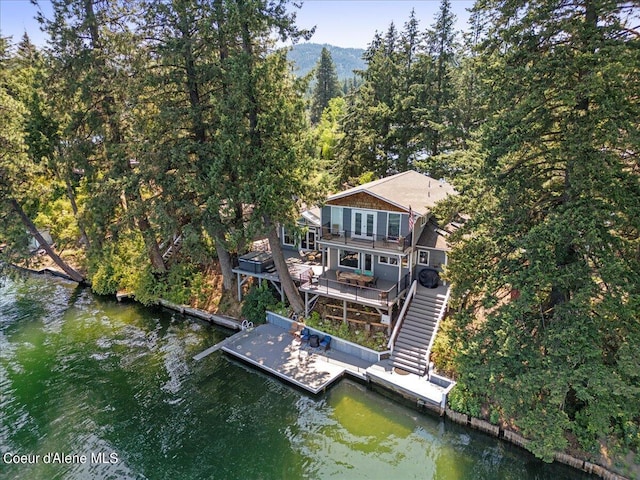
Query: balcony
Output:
[[319, 223, 412, 253], [299, 270, 412, 309]]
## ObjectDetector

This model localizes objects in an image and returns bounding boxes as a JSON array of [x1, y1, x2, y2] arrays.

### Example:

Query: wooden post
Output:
[[343, 299, 347, 325]]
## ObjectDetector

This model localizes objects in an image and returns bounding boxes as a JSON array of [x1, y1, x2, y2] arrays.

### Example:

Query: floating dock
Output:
[[194, 313, 454, 412]]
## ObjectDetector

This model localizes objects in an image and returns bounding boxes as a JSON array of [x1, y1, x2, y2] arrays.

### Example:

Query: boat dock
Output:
[[194, 311, 455, 411], [220, 323, 371, 394]]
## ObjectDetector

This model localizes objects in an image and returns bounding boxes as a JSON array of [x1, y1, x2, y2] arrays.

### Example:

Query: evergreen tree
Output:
[[445, 0, 640, 461], [309, 47, 340, 124], [0, 37, 84, 282], [41, 0, 167, 277]]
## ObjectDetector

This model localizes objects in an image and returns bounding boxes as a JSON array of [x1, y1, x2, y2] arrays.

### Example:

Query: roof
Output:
[[327, 171, 456, 216], [301, 207, 321, 226], [416, 218, 464, 251]]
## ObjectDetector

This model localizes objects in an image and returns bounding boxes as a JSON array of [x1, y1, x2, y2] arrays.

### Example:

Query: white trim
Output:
[[330, 206, 343, 234], [282, 226, 296, 246], [338, 249, 360, 269], [417, 249, 430, 266], [386, 212, 401, 240], [351, 209, 376, 239], [378, 255, 399, 266]]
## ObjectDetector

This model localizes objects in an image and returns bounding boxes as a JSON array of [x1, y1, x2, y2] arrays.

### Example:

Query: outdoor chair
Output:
[[319, 335, 331, 351], [300, 327, 311, 343]]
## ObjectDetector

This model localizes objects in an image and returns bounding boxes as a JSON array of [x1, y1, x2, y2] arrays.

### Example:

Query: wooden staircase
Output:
[[390, 286, 449, 376]]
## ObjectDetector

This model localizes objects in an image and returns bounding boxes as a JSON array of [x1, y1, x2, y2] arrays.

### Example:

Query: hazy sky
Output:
[[1, 0, 473, 49]]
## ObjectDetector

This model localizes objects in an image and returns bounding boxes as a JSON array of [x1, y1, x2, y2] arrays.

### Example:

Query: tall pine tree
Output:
[[309, 47, 340, 124], [445, 0, 640, 461]]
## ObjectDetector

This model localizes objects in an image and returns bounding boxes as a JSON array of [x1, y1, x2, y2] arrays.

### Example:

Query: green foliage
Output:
[[445, 0, 640, 463], [89, 234, 149, 297], [303, 313, 388, 351], [310, 47, 341, 124], [241, 281, 280, 324]]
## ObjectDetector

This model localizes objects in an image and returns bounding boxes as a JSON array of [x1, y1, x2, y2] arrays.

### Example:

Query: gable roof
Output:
[[326, 170, 456, 216]]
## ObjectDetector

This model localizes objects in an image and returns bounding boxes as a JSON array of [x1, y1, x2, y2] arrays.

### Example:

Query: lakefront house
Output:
[[234, 170, 457, 375]]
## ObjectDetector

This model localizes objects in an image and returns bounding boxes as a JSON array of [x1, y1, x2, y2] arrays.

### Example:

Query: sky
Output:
[[1, 0, 474, 50]]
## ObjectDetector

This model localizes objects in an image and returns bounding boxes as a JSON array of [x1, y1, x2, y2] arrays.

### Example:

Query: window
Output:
[[282, 226, 296, 246], [331, 207, 343, 234], [352, 209, 376, 239], [300, 228, 316, 250], [339, 250, 359, 268], [387, 213, 401, 240], [418, 250, 430, 266], [379, 255, 399, 266]]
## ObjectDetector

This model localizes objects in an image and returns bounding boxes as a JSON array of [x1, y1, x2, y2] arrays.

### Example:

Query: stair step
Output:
[[400, 323, 435, 336], [393, 343, 428, 356], [392, 350, 427, 365], [390, 359, 424, 376], [405, 312, 438, 323], [410, 301, 443, 311], [395, 336, 429, 350]]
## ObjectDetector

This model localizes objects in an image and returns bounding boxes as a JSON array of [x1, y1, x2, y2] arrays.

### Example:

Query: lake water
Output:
[[0, 275, 593, 479]]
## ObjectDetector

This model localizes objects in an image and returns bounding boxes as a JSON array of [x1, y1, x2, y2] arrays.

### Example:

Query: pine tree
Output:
[[445, 0, 640, 461], [310, 47, 340, 124]]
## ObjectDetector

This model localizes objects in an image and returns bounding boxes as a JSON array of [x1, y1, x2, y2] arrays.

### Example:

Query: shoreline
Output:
[[8, 265, 631, 479]]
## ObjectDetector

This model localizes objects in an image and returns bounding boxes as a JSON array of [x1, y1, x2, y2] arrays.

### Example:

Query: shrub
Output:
[[241, 281, 279, 324]]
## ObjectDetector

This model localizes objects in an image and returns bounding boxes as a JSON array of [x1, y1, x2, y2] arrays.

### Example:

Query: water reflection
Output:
[[0, 275, 595, 480]]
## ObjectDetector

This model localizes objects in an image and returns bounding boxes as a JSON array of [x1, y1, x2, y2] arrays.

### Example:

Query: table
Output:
[[336, 271, 377, 287]]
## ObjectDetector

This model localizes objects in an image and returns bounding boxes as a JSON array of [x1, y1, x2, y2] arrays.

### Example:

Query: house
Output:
[[232, 170, 456, 376], [298, 170, 456, 325]]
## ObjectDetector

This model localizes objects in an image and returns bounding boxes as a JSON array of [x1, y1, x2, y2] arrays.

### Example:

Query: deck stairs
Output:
[[390, 285, 450, 376]]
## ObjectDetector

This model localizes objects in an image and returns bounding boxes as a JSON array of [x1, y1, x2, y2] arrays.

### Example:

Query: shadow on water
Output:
[[0, 274, 598, 480]]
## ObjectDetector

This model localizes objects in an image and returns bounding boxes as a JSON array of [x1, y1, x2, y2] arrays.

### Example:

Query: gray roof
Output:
[[327, 170, 456, 216]]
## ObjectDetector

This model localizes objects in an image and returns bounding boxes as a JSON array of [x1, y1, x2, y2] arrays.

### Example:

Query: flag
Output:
[[408, 206, 415, 232]]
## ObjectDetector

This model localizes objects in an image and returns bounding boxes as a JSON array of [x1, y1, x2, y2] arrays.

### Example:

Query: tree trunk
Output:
[[264, 214, 305, 313], [215, 238, 235, 294], [137, 212, 166, 273], [10, 198, 85, 283]]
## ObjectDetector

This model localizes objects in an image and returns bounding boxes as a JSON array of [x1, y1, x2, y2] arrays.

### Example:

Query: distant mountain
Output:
[[287, 43, 366, 80]]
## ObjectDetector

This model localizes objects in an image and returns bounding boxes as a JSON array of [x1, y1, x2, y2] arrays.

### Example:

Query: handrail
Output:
[[320, 223, 412, 251], [387, 280, 418, 351], [424, 286, 451, 369]]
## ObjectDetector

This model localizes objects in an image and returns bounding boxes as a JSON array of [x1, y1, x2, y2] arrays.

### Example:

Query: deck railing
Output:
[[320, 223, 412, 251], [311, 272, 411, 306]]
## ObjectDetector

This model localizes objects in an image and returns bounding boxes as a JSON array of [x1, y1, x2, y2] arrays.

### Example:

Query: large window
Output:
[[387, 213, 401, 240], [331, 207, 343, 235], [282, 226, 296, 246], [339, 250, 359, 268]]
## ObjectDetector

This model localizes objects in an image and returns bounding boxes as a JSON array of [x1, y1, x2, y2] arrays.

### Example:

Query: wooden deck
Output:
[[220, 323, 373, 394]]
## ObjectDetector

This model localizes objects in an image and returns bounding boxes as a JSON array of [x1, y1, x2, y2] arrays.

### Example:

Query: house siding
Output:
[[377, 211, 387, 237]]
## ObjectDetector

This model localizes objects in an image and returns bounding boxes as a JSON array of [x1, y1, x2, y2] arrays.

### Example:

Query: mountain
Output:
[[287, 43, 366, 80]]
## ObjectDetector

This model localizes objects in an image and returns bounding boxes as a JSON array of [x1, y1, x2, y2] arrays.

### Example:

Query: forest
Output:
[[0, 0, 638, 471]]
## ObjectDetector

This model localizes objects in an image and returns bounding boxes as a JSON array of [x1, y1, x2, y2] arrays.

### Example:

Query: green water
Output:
[[0, 275, 593, 480]]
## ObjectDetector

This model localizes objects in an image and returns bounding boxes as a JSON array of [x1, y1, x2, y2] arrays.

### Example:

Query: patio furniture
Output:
[[319, 335, 331, 351], [300, 327, 311, 343], [289, 321, 303, 337], [309, 334, 320, 348]]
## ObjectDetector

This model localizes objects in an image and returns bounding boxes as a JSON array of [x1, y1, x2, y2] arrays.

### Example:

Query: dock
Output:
[[220, 323, 371, 394], [192, 311, 455, 412]]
